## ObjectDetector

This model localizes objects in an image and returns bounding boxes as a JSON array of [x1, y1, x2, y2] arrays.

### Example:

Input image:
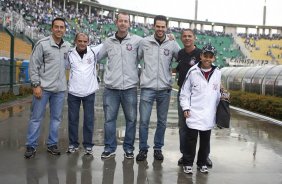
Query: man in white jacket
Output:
[[180, 44, 221, 174], [66, 33, 100, 155]]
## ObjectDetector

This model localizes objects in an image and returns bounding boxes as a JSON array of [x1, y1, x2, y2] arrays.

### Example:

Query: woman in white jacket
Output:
[[180, 44, 221, 174]]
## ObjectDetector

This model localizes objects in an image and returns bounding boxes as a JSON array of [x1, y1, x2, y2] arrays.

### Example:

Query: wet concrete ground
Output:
[[0, 88, 282, 184]]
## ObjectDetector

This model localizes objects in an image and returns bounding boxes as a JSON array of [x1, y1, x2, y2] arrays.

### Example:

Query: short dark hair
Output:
[[154, 15, 168, 26], [181, 29, 195, 37], [51, 17, 66, 28], [116, 12, 130, 22], [74, 32, 89, 42]]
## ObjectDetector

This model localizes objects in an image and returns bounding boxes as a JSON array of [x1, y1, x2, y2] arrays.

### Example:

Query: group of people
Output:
[[24, 13, 222, 175]]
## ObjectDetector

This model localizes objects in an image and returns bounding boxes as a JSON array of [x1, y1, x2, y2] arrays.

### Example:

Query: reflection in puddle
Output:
[[0, 104, 28, 121]]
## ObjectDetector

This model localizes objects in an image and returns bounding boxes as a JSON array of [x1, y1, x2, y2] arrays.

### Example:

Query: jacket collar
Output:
[[196, 62, 217, 72], [49, 35, 66, 48], [110, 32, 131, 41], [148, 34, 169, 44]]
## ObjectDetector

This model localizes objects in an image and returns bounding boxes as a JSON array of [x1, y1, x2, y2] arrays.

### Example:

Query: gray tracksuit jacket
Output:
[[29, 36, 71, 92], [138, 35, 180, 90], [97, 33, 142, 90]]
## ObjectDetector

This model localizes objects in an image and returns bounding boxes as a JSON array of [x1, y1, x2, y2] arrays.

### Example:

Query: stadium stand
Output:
[[0, 0, 281, 97], [240, 34, 282, 64], [0, 31, 32, 60], [1, 0, 282, 67]]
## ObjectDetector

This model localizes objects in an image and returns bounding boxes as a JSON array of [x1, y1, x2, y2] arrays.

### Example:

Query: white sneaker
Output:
[[198, 165, 209, 173], [183, 166, 193, 174], [84, 147, 93, 155], [66, 145, 78, 153]]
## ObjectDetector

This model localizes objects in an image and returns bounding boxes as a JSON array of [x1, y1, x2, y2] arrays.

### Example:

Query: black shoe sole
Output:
[[101, 153, 116, 159], [136, 156, 147, 161], [24, 153, 36, 159], [154, 157, 164, 161], [24, 150, 36, 159], [124, 155, 134, 159], [136, 159, 146, 161], [47, 150, 61, 155]]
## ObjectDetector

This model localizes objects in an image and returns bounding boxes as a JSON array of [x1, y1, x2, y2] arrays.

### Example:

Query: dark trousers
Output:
[[177, 92, 210, 156], [177, 91, 186, 154], [182, 125, 211, 167], [67, 93, 95, 149]]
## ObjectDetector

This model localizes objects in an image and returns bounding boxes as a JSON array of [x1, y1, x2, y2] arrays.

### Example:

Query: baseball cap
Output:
[[202, 44, 217, 55]]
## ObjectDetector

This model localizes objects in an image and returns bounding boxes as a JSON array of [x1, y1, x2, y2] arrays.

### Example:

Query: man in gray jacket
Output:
[[24, 17, 71, 159], [98, 12, 142, 159], [136, 15, 180, 161]]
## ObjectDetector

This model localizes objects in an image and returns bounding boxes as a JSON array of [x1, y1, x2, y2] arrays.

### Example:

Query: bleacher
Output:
[[196, 34, 241, 67], [241, 37, 282, 64], [173, 32, 241, 68], [0, 31, 32, 60], [2, 0, 282, 68]]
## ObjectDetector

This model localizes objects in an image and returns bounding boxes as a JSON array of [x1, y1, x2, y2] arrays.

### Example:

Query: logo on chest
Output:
[[164, 49, 170, 56], [189, 57, 196, 66], [64, 52, 68, 60], [126, 44, 133, 51], [213, 84, 218, 90], [87, 57, 92, 64]]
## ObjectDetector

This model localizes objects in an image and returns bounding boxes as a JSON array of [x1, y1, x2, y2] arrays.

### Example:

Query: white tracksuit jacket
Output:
[[67, 46, 99, 97], [180, 64, 221, 131]]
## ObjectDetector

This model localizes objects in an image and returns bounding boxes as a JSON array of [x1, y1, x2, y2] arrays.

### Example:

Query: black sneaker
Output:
[[47, 145, 61, 155], [24, 146, 36, 159], [178, 157, 183, 165], [206, 157, 213, 168], [124, 151, 134, 159], [101, 151, 115, 159], [154, 150, 164, 160], [136, 150, 148, 161]]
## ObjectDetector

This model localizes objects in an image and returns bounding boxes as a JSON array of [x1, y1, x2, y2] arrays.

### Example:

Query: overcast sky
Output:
[[98, 0, 281, 26]]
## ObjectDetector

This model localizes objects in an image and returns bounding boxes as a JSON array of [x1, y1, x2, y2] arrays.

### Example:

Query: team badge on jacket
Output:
[[64, 52, 68, 60], [213, 84, 218, 90], [87, 57, 92, 64], [164, 49, 170, 56], [126, 44, 133, 51], [190, 57, 196, 66]]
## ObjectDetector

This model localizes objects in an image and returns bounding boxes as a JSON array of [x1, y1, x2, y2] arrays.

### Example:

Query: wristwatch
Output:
[[31, 82, 41, 88]]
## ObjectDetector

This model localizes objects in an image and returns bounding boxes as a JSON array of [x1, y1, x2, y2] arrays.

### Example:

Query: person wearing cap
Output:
[[176, 29, 213, 167], [179, 44, 221, 174]]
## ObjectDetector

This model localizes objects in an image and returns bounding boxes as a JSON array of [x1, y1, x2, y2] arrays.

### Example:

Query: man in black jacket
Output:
[[176, 29, 212, 167]]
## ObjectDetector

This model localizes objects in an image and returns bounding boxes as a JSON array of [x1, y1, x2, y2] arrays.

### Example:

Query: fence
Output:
[[0, 25, 33, 94]]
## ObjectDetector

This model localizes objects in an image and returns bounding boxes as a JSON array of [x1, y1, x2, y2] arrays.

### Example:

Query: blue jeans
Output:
[[139, 88, 171, 150], [67, 93, 95, 149], [26, 90, 65, 148], [103, 87, 137, 153]]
